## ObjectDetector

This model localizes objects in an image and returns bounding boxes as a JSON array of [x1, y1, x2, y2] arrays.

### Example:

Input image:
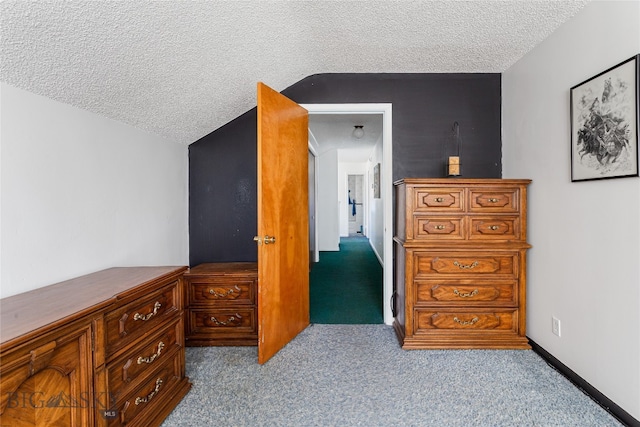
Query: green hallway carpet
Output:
[[310, 236, 383, 324]]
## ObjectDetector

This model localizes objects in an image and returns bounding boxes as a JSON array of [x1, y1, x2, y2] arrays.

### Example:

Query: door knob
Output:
[[253, 235, 276, 245]]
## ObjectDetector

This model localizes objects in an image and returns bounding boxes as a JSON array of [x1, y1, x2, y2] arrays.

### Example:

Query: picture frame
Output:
[[373, 163, 380, 198], [570, 54, 639, 182]]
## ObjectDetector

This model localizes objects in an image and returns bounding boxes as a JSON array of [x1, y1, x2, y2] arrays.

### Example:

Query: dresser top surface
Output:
[[185, 262, 258, 277], [394, 178, 531, 186], [0, 266, 187, 346]]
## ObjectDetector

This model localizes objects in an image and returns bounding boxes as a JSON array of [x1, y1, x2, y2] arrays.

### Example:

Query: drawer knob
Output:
[[135, 378, 163, 405], [489, 225, 499, 230], [453, 316, 479, 326], [133, 301, 162, 321], [137, 341, 165, 365], [434, 225, 446, 230], [434, 197, 445, 202], [453, 261, 479, 270], [488, 198, 499, 203], [453, 289, 479, 298]]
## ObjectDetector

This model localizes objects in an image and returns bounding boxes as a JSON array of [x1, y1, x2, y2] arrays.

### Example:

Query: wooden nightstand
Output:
[[184, 263, 258, 346]]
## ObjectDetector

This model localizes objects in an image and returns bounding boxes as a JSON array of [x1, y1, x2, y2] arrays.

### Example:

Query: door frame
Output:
[[301, 103, 393, 325], [307, 137, 320, 264], [346, 173, 366, 237]]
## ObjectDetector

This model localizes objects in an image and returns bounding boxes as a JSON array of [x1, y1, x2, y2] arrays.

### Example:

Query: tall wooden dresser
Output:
[[0, 267, 191, 427], [393, 178, 531, 349]]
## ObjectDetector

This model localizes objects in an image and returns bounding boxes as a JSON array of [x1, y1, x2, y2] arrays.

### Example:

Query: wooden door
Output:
[[256, 82, 310, 364]]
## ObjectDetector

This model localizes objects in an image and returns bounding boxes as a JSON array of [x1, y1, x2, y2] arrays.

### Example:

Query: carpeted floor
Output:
[[161, 324, 623, 427], [309, 236, 383, 324]]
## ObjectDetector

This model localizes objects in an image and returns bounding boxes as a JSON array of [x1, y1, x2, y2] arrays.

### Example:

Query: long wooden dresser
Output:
[[393, 178, 532, 349], [184, 262, 258, 346], [0, 267, 191, 426]]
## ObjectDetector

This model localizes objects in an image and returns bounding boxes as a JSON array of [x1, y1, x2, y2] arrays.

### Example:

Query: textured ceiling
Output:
[[309, 113, 383, 162], [1, 1, 589, 145]]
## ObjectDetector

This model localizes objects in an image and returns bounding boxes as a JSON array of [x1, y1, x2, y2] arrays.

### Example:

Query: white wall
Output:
[[317, 149, 339, 251], [502, 1, 640, 420], [367, 137, 384, 263], [0, 83, 189, 298]]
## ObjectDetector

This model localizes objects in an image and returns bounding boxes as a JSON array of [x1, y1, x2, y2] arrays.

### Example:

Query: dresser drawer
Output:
[[413, 188, 464, 212], [189, 279, 255, 306], [412, 216, 464, 240], [414, 309, 519, 333], [414, 252, 519, 277], [415, 280, 517, 305], [105, 281, 180, 358], [110, 352, 183, 426], [468, 188, 520, 213], [106, 316, 182, 401], [188, 308, 256, 336], [469, 216, 521, 241]]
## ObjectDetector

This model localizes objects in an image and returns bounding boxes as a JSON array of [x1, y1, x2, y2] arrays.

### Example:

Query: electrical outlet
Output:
[[552, 316, 561, 337]]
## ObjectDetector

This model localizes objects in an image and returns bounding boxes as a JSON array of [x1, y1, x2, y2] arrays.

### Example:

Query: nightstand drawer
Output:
[[105, 281, 180, 357], [415, 280, 517, 305], [189, 279, 255, 306], [188, 308, 256, 336], [414, 252, 518, 277]]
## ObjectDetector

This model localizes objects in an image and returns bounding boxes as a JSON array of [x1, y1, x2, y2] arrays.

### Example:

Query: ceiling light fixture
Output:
[[352, 125, 364, 139]]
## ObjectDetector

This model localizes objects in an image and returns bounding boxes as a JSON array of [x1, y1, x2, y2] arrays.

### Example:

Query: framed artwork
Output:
[[373, 163, 380, 198], [570, 55, 639, 182]]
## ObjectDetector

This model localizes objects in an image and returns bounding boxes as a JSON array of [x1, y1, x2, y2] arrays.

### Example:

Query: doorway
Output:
[[302, 103, 393, 325], [309, 235, 383, 324], [347, 174, 364, 236]]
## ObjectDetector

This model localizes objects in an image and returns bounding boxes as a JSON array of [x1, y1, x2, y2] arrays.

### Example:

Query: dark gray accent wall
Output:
[[189, 109, 258, 266], [189, 73, 501, 266]]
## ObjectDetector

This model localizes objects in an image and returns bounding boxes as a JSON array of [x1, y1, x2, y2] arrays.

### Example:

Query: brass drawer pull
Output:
[[453, 289, 479, 298], [133, 302, 162, 321], [209, 285, 241, 297], [453, 261, 479, 269], [135, 378, 163, 405], [489, 225, 499, 230], [454, 316, 479, 326], [137, 341, 165, 365], [434, 197, 445, 202], [434, 225, 446, 230], [488, 198, 499, 203], [210, 313, 242, 326]]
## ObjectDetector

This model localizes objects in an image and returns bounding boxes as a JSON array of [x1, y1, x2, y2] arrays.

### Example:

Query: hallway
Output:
[[309, 236, 383, 324]]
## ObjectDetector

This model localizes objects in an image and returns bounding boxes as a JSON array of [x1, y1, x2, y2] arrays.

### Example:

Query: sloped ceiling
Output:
[[0, 1, 589, 145]]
